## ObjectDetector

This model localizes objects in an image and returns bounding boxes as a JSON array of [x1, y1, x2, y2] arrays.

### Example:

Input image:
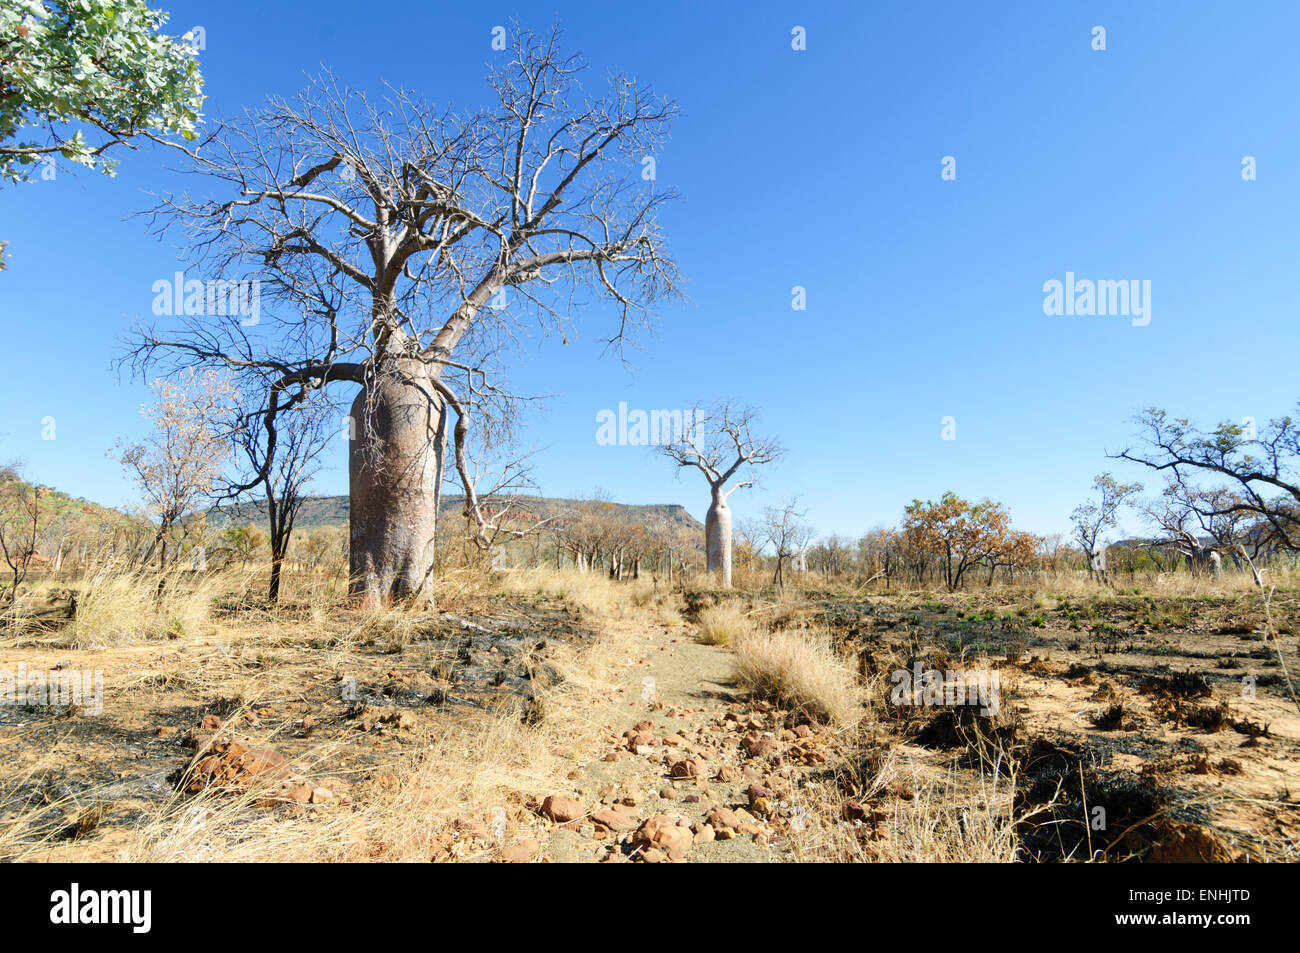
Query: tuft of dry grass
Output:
[[732, 627, 861, 725], [60, 561, 223, 648], [694, 601, 753, 645]]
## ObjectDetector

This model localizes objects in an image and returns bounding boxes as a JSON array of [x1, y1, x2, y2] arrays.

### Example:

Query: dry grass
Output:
[[731, 627, 861, 725], [5, 565, 642, 863], [120, 707, 561, 862], [500, 567, 669, 622], [10, 560, 229, 649], [6, 556, 1291, 863], [118, 579, 646, 863], [694, 601, 753, 645]]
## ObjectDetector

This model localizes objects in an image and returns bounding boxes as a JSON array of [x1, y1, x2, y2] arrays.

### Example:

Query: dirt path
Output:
[[533, 619, 828, 863]]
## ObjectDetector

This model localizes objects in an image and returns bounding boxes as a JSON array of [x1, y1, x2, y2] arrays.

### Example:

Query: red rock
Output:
[[669, 758, 702, 779], [842, 799, 868, 821], [634, 814, 693, 860], [499, 839, 539, 863], [706, 806, 755, 830], [626, 732, 655, 750], [541, 795, 584, 823], [591, 807, 640, 831]]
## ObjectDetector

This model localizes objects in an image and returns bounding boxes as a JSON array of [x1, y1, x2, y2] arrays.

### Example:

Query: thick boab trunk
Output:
[[705, 490, 733, 588], [349, 363, 445, 605]]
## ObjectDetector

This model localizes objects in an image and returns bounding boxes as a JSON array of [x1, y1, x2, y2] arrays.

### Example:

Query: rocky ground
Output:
[[2, 575, 1298, 862]]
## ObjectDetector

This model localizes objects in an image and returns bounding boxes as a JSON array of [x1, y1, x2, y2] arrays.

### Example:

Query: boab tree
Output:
[[658, 401, 783, 587], [128, 25, 680, 604]]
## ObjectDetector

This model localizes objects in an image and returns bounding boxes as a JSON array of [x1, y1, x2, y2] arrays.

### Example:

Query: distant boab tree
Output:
[[129, 24, 681, 604], [659, 401, 783, 587]]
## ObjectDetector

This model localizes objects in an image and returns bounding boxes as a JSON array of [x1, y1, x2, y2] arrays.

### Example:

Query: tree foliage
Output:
[[0, 0, 202, 182]]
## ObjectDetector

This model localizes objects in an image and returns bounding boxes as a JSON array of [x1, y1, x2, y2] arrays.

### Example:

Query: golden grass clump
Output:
[[694, 601, 753, 645], [731, 627, 860, 725], [63, 561, 220, 648]]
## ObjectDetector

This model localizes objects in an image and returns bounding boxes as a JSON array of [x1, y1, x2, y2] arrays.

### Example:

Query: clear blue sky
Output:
[[2, 0, 1298, 540]]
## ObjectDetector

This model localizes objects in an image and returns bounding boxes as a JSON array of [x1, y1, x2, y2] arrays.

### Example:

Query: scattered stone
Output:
[[181, 740, 292, 795], [706, 805, 756, 831], [499, 839, 539, 863], [633, 814, 693, 861], [670, 758, 702, 779], [541, 795, 584, 823], [591, 807, 640, 832]]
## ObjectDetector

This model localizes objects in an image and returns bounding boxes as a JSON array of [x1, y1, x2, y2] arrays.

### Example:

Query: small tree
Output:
[[228, 387, 336, 602], [902, 492, 1015, 591], [118, 368, 238, 569], [0, 466, 42, 604], [658, 401, 783, 587], [751, 498, 814, 588], [1070, 472, 1142, 582]]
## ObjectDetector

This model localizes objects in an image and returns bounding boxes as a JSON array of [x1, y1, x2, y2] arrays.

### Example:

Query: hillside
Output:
[[206, 494, 704, 533]]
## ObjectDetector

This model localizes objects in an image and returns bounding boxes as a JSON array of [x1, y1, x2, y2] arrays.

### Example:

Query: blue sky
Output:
[[2, 0, 1298, 540]]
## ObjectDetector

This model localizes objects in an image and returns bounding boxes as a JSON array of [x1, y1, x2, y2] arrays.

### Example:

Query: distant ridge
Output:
[[206, 494, 704, 533]]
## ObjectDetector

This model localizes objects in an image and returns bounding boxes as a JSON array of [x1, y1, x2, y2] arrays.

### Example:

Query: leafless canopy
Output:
[[659, 400, 784, 497], [124, 22, 682, 534], [747, 498, 814, 586]]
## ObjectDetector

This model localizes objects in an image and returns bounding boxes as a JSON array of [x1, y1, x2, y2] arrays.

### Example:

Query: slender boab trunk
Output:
[[706, 486, 733, 588], [349, 361, 446, 606]]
